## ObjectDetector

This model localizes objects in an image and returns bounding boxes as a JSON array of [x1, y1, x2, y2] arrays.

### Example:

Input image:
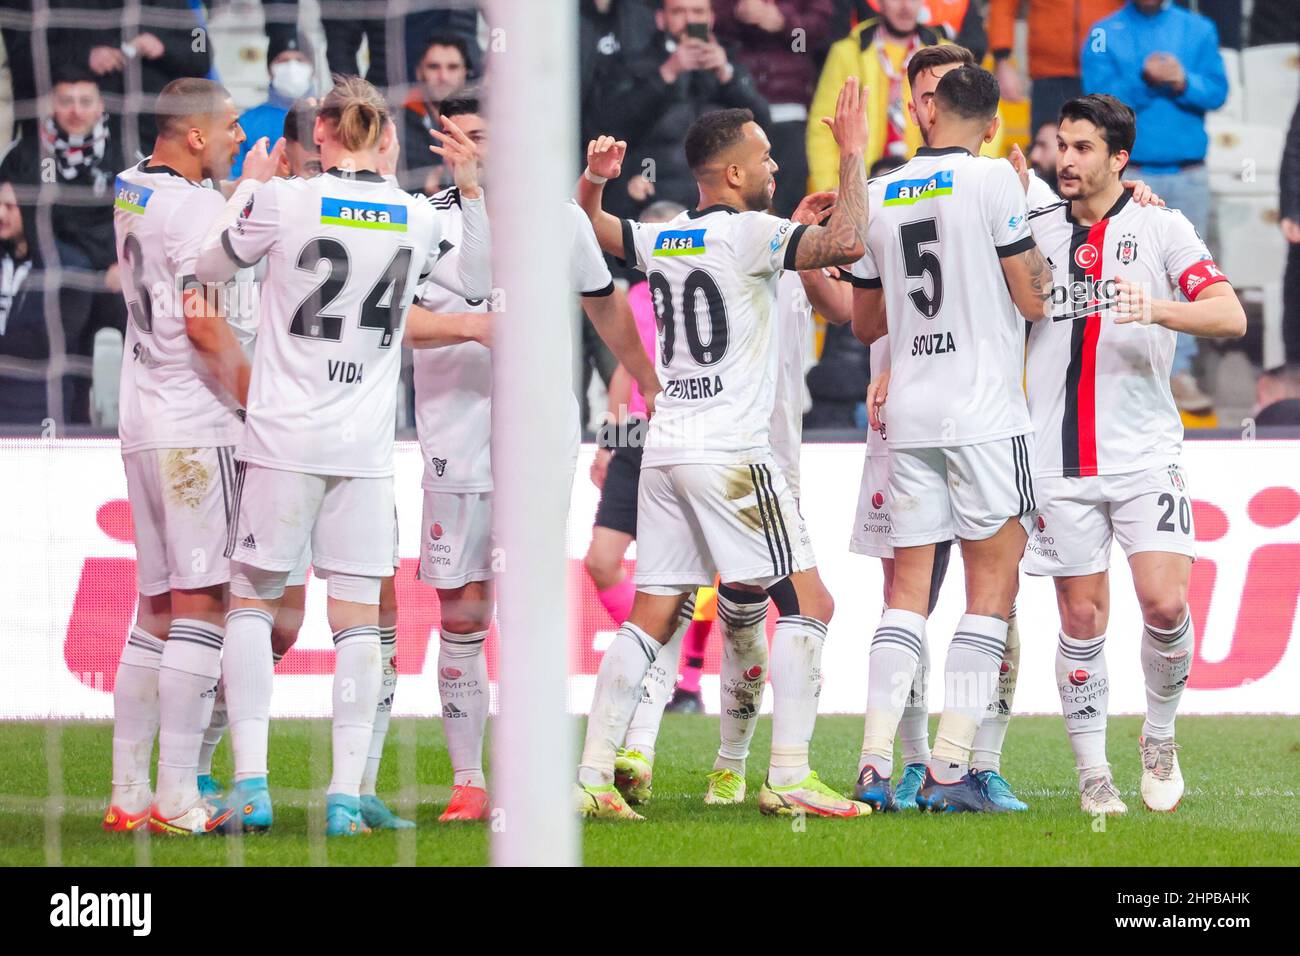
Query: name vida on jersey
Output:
[[327, 360, 364, 383]]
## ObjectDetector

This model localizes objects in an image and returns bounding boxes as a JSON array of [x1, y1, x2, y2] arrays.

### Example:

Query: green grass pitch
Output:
[[0, 715, 1295, 866]]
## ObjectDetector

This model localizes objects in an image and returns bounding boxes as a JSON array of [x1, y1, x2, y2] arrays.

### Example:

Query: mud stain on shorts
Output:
[[723, 465, 765, 533], [162, 448, 211, 510]]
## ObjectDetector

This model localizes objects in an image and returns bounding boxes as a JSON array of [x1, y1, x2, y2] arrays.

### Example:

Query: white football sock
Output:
[[438, 627, 490, 789], [578, 623, 659, 788], [897, 627, 931, 769], [361, 626, 398, 797], [1141, 613, 1193, 740], [156, 620, 223, 817], [714, 588, 768, 774], [197, 679, 227, 777], [327, 625, 382, 798], [768, 614, 828, 787], [110, 627, 164, 813], [624, 596, 695, 761], [860, 608, 926, 779], [1055, 631, 1110, 778], [930, 614, 1008, 782], [223, 607, 274, 783], [970, 605, 1020, 773]]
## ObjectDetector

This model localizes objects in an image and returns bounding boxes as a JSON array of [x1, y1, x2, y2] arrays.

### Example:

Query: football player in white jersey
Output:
[[194, 76, 491, 836], [847, 46, 1033, 813], [105, 78, 276, 835], [1020, 95, 1245, 814], [852, 65, 1055, 814], [573, 78, 875, 820], [609, 191, 858, 810], [194, 100, 422, 831]]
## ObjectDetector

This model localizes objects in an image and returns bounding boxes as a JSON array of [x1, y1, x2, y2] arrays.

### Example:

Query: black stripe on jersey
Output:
[[996, 234, 1037, 259], [749, 464, 783, 577], [618, 218, 637, 268], [844, 272, 882, 289], [221, 230, 257, 270], [782, 223, 809, 271], [1060, 226, 1091, 478], [580, 280, 615, 298], [1028, 200, 1068, 220], [755, 464, 794, 576], [428, 186, 461, 208]]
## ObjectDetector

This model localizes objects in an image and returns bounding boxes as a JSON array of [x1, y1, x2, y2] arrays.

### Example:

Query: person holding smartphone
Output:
[[582, 0, 771, 225]]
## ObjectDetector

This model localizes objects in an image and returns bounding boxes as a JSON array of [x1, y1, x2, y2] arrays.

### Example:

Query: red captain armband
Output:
[[1178, 259, 1229, 300]]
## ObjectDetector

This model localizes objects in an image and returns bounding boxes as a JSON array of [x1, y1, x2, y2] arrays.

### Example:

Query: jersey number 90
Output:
[[648, 269, 730, 367]]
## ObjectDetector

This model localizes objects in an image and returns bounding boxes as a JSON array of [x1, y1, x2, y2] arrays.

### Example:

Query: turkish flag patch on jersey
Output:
[[1179, 258, 1228, 300]]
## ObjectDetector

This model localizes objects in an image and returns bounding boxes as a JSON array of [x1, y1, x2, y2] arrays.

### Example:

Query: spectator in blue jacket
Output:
[[232, 33, 316, 177], [1082, 0, 1227, 414]]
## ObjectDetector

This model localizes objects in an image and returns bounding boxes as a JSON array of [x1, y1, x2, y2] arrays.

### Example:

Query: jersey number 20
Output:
[[289, 238, 413, 348]]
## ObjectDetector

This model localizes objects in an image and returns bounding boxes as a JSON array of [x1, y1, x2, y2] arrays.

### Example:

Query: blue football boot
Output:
[[974, 769, 1029, 812], [326, 793, 371, 836], [852, 765, 897, 812], [915, 768, 1000, 813], [196, 774, 224, 799], [360, 794, 416, 830], [224, 776, 273, 832], [894, 763, 927, 810]]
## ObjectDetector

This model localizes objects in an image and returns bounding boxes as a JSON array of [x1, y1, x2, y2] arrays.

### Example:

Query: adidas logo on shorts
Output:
[[241, 533, 256, 551]]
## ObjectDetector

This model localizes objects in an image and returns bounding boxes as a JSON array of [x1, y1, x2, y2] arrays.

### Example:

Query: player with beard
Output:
[[574, 78, 874, 821], [1020, 94, 1245, 814]]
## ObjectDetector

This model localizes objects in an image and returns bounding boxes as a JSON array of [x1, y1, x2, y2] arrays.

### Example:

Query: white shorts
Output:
[[284, 513, 400, 587], [889, 434, 1037, 547], [634, 460, 815, 590], [418, 490, 494, 589], [123, 446, 237, 595], [849, 453, 894, 559], [226, 463, 396, 578], [1022, 462, 1197, 577]]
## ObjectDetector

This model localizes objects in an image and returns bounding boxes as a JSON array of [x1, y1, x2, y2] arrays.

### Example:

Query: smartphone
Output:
[[685, 22, 709, 42]]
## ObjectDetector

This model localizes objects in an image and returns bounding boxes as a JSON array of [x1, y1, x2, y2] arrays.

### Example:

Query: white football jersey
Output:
[[770, 271, 812, 495], [621, 205, 805, 465], [413, 187, 493, 493], [221, 169, 490, 478], [856, 147, 1034, 448], [1025, 193, 1228, 477], [113, 160, 247, 452]]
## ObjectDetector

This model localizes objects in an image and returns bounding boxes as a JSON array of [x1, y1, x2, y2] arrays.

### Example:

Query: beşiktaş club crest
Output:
[[1116, 233, 1138, 265], [1167, 464, 1186, 492]]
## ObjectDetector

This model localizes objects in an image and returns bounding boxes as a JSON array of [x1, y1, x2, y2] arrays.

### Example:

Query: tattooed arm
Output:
[[999, 242, 1052, 322], [793, 77, 869, 270]]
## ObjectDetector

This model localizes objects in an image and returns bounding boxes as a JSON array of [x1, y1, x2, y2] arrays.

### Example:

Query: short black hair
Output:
[[906, 44, 976, 88], [440, 95, 481, 121], [684, 108, 754, 171], [933, 65, 1000, 123], [283, 97, 318, 145], [870, 155, 907, 178], [1058, 94, 1136, 156], [420, 32, 472, 68], [51, 63, 99, 89], [154, 77, 233, 138]]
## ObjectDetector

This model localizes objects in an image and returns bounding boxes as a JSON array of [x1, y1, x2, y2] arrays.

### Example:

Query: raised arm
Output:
[[575, 135, 631, 261], [793, 77, 869, 270], [789, 190, 853, 325]]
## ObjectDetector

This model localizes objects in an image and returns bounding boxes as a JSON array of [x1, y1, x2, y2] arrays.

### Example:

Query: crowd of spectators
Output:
[[0, 0, 1297, 430]]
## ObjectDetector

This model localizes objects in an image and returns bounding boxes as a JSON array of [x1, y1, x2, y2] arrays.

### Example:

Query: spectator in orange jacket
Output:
[[987, 0, 1123, 134]]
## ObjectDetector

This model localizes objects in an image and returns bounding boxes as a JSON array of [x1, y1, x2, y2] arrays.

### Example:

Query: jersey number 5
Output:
[[900, 219, 943, 319], [290, 238, 414, 348]]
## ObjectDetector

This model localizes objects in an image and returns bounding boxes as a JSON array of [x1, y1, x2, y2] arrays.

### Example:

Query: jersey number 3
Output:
[[290, 238, 413, 348]]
